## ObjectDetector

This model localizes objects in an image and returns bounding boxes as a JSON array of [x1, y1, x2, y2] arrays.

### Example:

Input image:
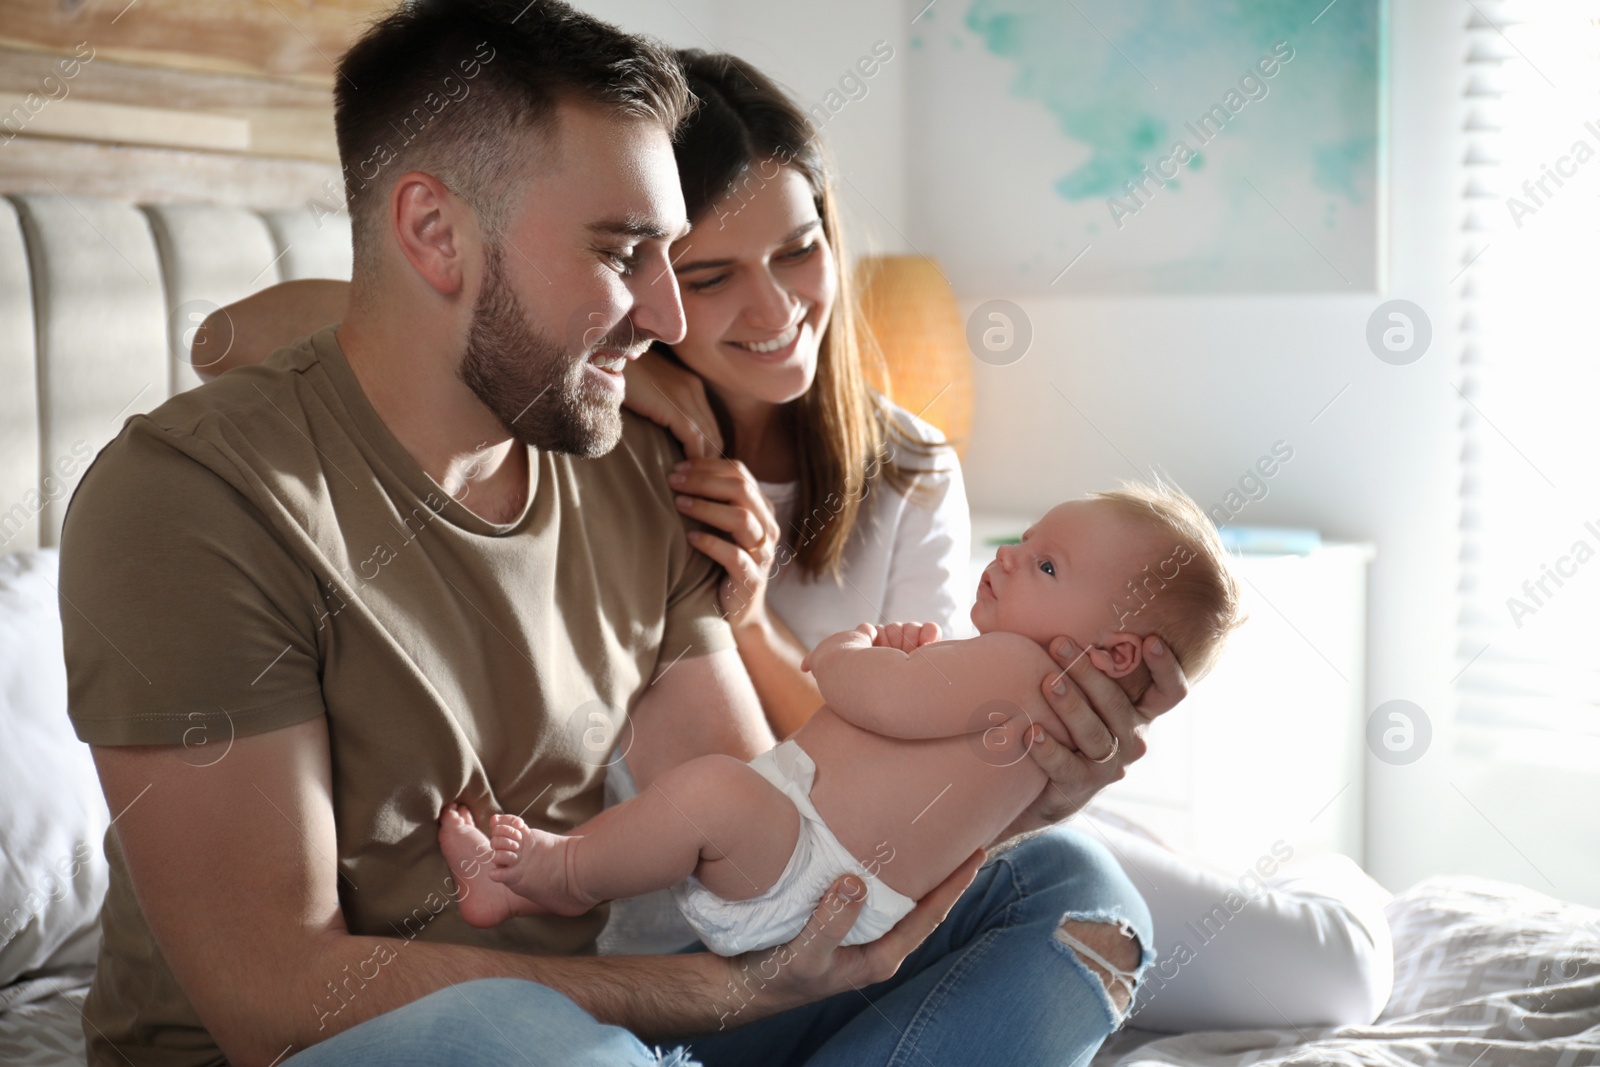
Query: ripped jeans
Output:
[[282, 826, 1154, 1067]]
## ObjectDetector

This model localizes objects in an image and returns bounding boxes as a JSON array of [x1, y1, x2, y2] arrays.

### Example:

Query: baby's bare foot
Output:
[[486, 813, 597, 917], [437, 803, 533, 929]]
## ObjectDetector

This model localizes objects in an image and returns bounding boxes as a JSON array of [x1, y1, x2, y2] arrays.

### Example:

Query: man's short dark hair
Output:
[[334, 0, 692, 274]]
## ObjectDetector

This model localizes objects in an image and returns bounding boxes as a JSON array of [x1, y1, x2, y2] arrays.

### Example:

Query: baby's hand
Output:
[[801, 623, 878, 673], [873, 621, 942, 654]]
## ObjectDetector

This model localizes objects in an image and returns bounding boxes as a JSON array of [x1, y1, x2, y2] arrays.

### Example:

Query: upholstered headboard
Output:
[[0, 194, 352, 552]]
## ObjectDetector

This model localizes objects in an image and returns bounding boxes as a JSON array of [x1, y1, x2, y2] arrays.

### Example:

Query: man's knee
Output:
[[1055, 920, 1143, 1019], [1004, 827, 1148, 923]]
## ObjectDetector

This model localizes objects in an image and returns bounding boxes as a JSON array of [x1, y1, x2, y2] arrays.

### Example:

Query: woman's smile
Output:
[[724, 318, 809, 363]]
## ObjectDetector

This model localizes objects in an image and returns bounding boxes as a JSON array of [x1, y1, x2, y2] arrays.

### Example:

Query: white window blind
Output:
[[1458, 1, 1600, 742]]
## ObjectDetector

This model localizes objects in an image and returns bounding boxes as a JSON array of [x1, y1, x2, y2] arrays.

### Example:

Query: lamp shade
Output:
[[855, 255, 973, 459]]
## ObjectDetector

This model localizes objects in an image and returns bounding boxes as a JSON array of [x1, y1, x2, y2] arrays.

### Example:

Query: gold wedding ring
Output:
[[1087, 735, 1121, 765]]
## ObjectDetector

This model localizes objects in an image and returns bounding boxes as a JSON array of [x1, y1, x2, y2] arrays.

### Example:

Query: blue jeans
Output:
[[285, 826, 1154, 1066]]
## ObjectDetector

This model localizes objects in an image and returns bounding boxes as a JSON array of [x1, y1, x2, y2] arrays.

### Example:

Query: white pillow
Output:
[[0, 549, 110, 985]]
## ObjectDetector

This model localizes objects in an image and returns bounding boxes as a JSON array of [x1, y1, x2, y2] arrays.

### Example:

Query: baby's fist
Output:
[[876, 621, 942, 653]]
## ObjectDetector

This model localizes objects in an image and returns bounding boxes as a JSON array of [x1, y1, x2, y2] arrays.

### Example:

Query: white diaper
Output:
[[669, 740, 916, 957]]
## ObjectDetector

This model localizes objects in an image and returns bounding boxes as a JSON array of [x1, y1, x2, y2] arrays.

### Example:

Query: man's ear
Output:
[[389, 170, 474, 297], [1084, 633, 1145, 679]]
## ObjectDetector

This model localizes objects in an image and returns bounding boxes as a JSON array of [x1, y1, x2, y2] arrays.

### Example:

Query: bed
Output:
[[1, 191, 1597, 1066]]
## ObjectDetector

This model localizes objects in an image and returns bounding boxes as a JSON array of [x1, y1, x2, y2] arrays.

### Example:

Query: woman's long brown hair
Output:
[[669, 49, 945, 582]]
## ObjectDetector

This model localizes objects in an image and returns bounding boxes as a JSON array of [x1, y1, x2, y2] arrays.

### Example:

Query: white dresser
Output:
[[970, 513, 1373, 872]]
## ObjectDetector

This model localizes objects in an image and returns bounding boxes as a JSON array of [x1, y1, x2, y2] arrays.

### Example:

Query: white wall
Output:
[[574, 0, 912, 259], [948, 1, 1470, 901], [576, 0, 1591, 903]]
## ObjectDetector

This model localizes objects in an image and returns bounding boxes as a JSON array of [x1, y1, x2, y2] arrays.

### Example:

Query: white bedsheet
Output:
[[0, 969, 91, 1066], [1093, 875, 1600, 1066]]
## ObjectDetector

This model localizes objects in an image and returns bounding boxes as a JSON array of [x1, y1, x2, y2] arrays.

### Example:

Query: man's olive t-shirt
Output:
[[59, 325, 735, 1066]]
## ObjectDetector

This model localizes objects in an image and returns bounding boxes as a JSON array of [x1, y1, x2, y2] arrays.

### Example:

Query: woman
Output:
[[197, 47, 1388, 1050], [602, 50, 1394, 1034], [616, 50, 978, 741]]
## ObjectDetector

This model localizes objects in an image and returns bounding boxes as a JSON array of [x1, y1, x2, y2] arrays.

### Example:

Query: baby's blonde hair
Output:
[[1087, 474, 1246, 687]]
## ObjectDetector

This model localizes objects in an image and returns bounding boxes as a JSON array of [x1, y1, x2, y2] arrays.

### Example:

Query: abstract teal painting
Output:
[[908, 0, 1382, 293]]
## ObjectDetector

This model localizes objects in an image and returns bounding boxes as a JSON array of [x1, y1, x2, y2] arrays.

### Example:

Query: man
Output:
[[61, 2, 1175, 1064]]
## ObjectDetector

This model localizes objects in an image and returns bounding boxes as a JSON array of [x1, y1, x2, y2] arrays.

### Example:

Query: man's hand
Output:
[[716, 849, 986, 1027], [871, 621, 942, 654], [996, 634, 1189, 842], [799, 623, 876, 674]]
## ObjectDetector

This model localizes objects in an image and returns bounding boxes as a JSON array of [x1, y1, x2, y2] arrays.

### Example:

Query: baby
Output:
[[440, 479, 1244, 956]]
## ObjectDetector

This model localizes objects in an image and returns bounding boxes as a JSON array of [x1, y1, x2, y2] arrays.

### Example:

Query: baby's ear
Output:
[[1085, 633, 1145, 679]]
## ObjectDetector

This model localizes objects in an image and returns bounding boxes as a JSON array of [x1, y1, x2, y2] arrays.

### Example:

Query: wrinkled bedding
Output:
[[0, 970, 92, 1066], [1093, 876, 1600, 1066], [6, 877, 1596, 1066]]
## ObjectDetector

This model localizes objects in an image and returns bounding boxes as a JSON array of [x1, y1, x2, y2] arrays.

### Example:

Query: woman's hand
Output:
[[719, 850, 986, 1022], [623, 349, 725, 459], [672, 457, 781, 632], [1001, 635, 1189, 839]]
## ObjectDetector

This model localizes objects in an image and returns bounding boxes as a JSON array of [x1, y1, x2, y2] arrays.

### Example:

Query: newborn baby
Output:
[[440, 479, 1243, 956]]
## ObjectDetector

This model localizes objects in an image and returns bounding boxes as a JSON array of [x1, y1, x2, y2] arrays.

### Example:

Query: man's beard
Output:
[[458, 243, 632, 457]]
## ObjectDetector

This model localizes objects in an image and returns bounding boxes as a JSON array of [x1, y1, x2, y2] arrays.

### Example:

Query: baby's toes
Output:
[[488, 836, 524, 874], [490, 831, 522, 865]]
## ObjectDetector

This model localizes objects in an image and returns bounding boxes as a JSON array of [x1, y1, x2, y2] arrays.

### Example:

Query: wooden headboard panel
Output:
[[0, 192, 352, 552], [0, 0, 383, 553]]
